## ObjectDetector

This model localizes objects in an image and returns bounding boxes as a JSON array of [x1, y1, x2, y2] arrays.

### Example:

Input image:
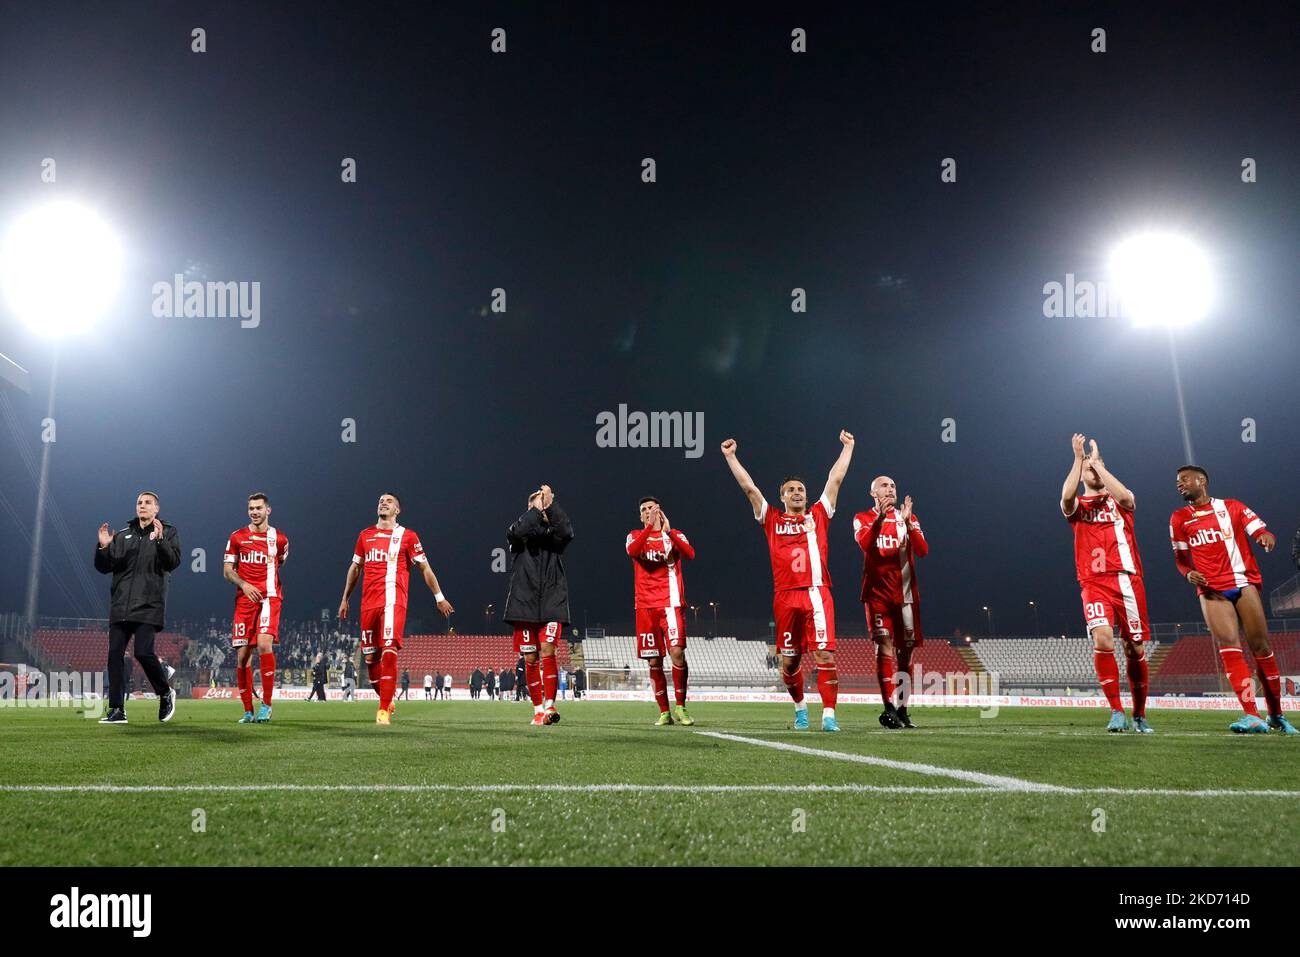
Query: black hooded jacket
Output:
[[503, 502, 574, 625], [93, 518, 182, 627]]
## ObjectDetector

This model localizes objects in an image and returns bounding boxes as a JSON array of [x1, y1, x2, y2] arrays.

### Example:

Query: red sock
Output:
[[244, 663, 255, 699], [236, 662, 253, 713], [379, 652, 397, 711], [781, 664, 804, 704], [877, 646, 897, 707], [1094, 650, 1123, 711], [1126, 652, 1148, 718], [541, 655, 558, 705], [1254, 652, 1282, 717], [671, 660, 688, 706], [366, 658, 381, 688], [817, 665, 839, 711], [649, 661, 669, 712], [1219, 647, 1259, 716], [260, 651, 276, 706], [525, 660, 543, 706]]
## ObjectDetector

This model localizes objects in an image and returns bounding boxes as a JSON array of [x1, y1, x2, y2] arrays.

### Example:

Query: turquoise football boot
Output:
[[1230, 714, 1270, 734], [1267, 714, 1299, 735]]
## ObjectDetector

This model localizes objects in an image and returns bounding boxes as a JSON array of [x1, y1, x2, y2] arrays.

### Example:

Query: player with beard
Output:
[[338, 493, 454, 725], [854, 476, 928, 729], [1171, 466, 1295, 734], [722, 432, 854, 732]]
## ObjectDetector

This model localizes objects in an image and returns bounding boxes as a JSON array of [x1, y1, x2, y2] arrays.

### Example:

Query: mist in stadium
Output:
[[1, 3, 1297, 900]]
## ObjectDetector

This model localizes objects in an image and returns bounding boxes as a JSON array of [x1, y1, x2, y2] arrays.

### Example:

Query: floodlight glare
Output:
[[1108, 233, 1212, 328], [0, 202, 123, 338]]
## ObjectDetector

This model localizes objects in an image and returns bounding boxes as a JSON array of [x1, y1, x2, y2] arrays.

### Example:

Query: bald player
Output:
[[853, 476, 929, 728]]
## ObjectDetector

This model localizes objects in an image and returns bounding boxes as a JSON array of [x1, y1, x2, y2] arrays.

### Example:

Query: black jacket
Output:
[[504, 503, 574, 624], [93, 518, 182, 627], [313, 661, 328, 684]]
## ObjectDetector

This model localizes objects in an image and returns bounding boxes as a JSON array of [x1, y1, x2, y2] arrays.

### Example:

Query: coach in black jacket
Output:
[[504, 484, 573, 722], [93, 491, 180, 724]]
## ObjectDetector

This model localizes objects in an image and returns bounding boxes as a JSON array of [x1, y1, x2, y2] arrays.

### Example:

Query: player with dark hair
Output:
[[338, 493, 454, 725], [855, 475, 929, 729], [626, 495, 696, 725], [223, 492, 287, 723], [722, 431, 854, 732], [1061, 436, 1153, 733], [1171, 466, 1295, 734], [504, 484, 575, 726]]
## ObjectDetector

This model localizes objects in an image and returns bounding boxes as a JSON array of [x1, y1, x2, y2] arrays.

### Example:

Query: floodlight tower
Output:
[[0, 201, 123, 625], [1109, 233, 1212, 464]]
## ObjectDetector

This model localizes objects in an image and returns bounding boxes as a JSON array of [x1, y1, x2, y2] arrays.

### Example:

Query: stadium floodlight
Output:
[[1109, 232, 1210, 461], [1108, 233, 1212, 329], [0, 201, 123, 339]]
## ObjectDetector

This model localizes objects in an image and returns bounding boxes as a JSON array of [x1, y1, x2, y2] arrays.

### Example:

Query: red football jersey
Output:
[[1170, 498, 1267, 591], [852, 506, 927, 604], [223, 526, 288, 596], [758, 496, 834, 592], [351, 524, 427, 610], [1063, 494, 1143, 582], [626, 526, 695, 608]]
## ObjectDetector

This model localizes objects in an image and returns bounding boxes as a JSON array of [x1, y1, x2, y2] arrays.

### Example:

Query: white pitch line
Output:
[[696, 731, 1300, 796], [696, 731, 1069, 792], [2, 782, 1298, 797], [0, 783, 989, 795]]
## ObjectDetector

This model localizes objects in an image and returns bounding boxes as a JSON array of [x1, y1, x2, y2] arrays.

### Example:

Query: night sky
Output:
[[1, 2, 1297, 639]]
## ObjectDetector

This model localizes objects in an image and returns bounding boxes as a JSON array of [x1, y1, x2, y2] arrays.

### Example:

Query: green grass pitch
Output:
[[1, 699, 1295, 866]]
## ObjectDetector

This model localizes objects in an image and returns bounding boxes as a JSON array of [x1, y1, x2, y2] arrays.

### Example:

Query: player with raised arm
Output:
[[223, 492, 287, 724], [626, 496, 696, 726], [338, 493, 454, 725], [854, 476, 928, 729], [504, 484, 575, 726], [722, 432, 854, 732], [1061, 435, 1153, 733], [1171, 466, 1295, 734]]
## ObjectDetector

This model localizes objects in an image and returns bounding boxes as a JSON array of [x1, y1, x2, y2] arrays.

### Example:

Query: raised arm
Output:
[[154, 521, 182, 572], [1060, 433, 1086, 516], [544, 501, 575, 552], [819, 430, 855, 511], [721, 438, 765, 520], [1086, 440, 1134, 510], [94, 523, 123, 574]]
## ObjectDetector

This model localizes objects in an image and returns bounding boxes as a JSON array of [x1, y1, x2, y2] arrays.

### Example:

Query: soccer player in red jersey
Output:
[[223, 492, 287, 724], [1061, 435, 1154, 733], [504, 484, 575, 726], [1170, 466, 1295, 734], [854, 476, 928, 730], [337, 493, 455, 725], [626, 496, 696, 726], [722, 431, 855, 732]]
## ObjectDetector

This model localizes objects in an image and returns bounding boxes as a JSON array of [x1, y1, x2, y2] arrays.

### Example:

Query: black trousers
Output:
[[308, 680, 326, 701], [108, 621, 172, 710]]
